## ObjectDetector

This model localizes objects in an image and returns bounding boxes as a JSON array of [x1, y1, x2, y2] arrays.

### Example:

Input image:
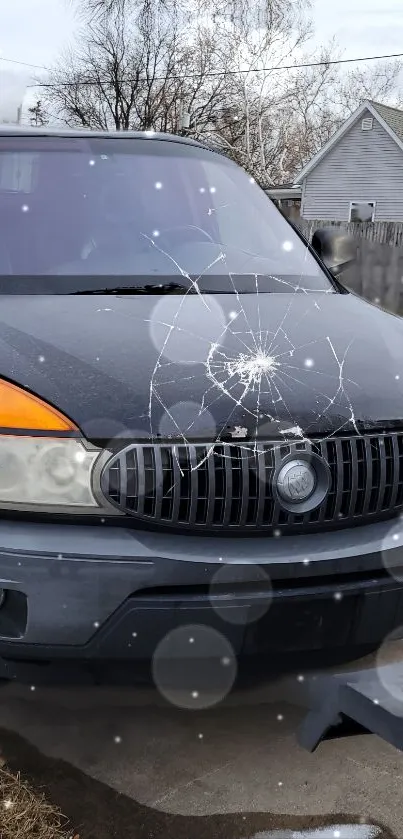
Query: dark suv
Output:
[[0, 124, 402, 685]]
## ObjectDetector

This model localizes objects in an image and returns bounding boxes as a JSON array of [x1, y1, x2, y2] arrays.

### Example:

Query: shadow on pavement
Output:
[[0, 728, 395, 839]]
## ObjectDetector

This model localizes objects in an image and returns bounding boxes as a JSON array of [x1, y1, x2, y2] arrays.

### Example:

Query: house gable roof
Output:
[[370, 101, 403, 142], [294, 99, 403, 184]]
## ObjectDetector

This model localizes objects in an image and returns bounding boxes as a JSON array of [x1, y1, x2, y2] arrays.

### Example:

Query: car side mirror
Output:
[[311, 228, 356, 277]]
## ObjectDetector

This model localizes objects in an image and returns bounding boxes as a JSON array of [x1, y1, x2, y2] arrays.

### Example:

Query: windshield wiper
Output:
[[72, 282, 193, 295]]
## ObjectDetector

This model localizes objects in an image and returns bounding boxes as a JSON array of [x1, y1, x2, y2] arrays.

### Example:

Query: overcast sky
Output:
[[1, 0, 403, 118]]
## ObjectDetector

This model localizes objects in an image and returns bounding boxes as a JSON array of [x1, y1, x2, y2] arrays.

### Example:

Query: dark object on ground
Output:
[[299, 663, 403, 754]]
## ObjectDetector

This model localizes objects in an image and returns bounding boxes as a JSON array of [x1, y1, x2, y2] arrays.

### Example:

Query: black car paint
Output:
[[1, 127, 403, 682], [0, 291, 401, 443]]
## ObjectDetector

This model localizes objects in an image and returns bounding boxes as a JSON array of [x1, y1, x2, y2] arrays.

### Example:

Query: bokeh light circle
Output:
[[209, 562, 272, 625], [152, 625, 237, 709], [158, 402, 216, 439], [376, 625, 403, 714], [149, 295, 226, 363], [381, 517, 403, 582]]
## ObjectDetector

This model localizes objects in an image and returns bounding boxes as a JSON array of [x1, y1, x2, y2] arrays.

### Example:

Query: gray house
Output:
[[296, 100, 403, 222]]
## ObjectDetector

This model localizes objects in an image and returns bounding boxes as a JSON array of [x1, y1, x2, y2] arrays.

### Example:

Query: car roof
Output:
[[0, 123, 220, 152]]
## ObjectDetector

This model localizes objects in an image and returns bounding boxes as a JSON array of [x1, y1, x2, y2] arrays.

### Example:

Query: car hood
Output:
[[0, 291, 402, 443]]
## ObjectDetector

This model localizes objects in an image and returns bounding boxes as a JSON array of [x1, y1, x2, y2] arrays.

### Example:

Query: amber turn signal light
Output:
[[0, 380, 77, 431]]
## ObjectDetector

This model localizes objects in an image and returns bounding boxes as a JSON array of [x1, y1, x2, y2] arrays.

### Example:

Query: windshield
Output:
[[0, 136, 332, 293]]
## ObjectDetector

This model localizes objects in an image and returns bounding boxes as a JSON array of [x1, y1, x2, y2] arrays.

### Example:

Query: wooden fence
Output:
[[296, 220, 403, 314]]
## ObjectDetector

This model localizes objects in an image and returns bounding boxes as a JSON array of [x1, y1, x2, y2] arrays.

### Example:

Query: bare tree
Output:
[[334, 60, 403, 115], [55, 0, 402, 185], [49, 0, 237, 132], [197, 0, 313, 181], [45, 4, 143, 129]]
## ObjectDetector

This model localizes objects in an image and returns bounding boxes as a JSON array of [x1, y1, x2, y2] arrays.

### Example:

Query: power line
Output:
[[1, 49, 403, 87], [0, 56, 51, 71]]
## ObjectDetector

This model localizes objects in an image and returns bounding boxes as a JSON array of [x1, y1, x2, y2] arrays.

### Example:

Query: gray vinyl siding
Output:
[[301, 110, 403, 221]]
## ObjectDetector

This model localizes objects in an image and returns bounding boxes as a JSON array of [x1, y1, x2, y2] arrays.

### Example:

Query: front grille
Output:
[[101, 434, 403, 532]]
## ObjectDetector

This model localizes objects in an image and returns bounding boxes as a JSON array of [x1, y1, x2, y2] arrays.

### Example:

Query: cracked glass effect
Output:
[[147, 245, 358, 455], [0, 137, 362, 467], [105, 157, 361, 470], [128, 148, 362, 460]]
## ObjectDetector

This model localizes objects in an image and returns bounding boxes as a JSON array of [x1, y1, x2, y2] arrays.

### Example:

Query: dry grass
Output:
[[0, 764, 72, 839]]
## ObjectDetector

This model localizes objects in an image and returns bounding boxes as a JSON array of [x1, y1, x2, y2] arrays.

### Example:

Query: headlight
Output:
[[0, 436, 101, 510], [0, 379, 112, 514]]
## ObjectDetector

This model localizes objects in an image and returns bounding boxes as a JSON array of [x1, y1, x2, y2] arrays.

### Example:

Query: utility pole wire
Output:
[[1, 50, 403, 87], [0, 57, 51, 71]]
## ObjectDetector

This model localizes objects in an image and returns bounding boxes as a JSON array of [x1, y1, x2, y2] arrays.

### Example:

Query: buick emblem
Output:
[[276, 459, 317, 503]]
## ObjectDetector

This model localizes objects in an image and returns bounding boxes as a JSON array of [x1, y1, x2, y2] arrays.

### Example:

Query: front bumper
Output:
[[0, 517, 402, 680]]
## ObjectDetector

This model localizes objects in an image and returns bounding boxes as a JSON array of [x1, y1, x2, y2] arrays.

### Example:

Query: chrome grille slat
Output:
[[206, 447, 216, 525], [171, 446, 182, 522], [135, 446, 145, 516], [316, 440, 330, 522], [118, 451, 128, 509], [390, 434, 400, 509], [255, 446, 266, 527], [362, 438, 373, 515], [347, 438, 358, 518], [153, 445, 163, 521], [239, 449, 250, 527], [222, 447, 233, 526], [188, 446, 199, 525], [333, 438, 344, 519], [101, 433, 403, 532], [178, 445, 190, 522], [376, 437, 387, 513]]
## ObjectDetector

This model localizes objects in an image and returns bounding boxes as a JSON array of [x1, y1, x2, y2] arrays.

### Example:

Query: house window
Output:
[[349, 201, 376, 222], [361, 117, 374, 131]]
